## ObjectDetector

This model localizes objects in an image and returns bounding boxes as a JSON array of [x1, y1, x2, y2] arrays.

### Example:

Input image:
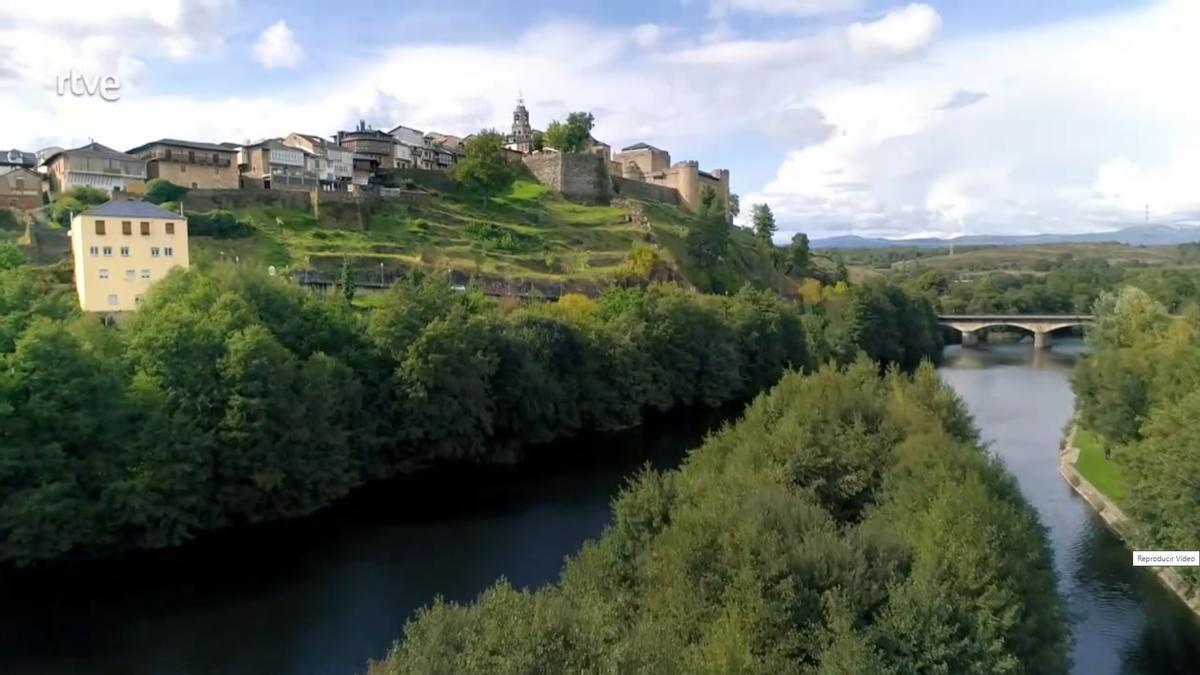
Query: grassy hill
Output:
[[844, 241, 1196, 279], [188, 180, 795, 295]]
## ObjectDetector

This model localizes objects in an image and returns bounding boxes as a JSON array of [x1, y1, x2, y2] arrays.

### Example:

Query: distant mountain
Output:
[[811, 225, 1200, 249]]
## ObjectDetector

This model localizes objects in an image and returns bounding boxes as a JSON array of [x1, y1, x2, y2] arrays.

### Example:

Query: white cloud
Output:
[[253, 20, 303, 69], [631, 23, 665, 48], [0, 0, 230, 90], [847, 3, 942, 58], [747, 0, 1200, 238], [709, 0, 858, 18]]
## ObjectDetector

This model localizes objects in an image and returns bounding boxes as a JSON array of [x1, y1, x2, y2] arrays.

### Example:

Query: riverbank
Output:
[[1059, 423, 1200, 616]]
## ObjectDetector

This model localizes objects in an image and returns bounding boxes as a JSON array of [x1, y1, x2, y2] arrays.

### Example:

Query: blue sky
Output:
[[2, 0, 1194, 240]]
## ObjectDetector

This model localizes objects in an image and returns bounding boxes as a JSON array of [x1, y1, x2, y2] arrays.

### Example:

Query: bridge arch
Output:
[[937, 314, 1093, 349]]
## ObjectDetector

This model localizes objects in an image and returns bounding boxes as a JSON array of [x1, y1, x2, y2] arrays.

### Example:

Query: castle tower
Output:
[[511, 95, 533, 153]]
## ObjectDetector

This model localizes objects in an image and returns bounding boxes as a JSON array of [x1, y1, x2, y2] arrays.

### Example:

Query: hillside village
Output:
[[0, 99, 814, 313]]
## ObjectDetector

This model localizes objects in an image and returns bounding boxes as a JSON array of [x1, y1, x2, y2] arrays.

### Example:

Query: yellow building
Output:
[[70, 201, 189, 312]]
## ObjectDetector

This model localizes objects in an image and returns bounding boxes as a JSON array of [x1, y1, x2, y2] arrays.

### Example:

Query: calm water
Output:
[[940, 341, 1200, 674], [3, 343, 1199, 674], [0, 406, 737, 675]]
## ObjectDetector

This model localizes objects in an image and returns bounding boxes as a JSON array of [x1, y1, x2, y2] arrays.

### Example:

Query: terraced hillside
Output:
[[188, 180, 795, 295]]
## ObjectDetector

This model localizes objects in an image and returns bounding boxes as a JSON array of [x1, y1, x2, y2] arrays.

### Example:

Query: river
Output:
[[940, 340, 1200, 674], [2, 341, 1199, 674]]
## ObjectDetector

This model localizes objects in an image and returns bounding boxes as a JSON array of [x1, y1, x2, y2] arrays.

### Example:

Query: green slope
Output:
[[188, 180, 796, 295]]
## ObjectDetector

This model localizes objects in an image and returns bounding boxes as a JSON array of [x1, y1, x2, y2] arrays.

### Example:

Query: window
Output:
[[150, 247, 160, 257], [95, 220, 106, 235], [140, 269, 151, 279], [99, 269, 109, 279], [191, 182, 198, 189], [89, 246, 99, 256], [107, 294, 118, 306], [165, 149, 173, 160], [122, 221, 132, 235], [165, 222, 175, 235], [188, 150, 195, 162], [180, 165, 187, 173], [102, 246, 112, 256], [140, 221, 150, 235], [15, 178, 24, 191], [212, 153, 220, 164], [164, 247, 174, 257], [125, 269, 135, 280], [135, 294, 145, 305], [120, 246, 129, 257]]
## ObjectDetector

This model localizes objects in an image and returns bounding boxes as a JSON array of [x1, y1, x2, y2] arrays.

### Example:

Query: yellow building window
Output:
[[99, 269, 109, 279], [140, 221, 151, 235], [122, 221, 132, 235], [120, 246, 129, 256], [95, 220, 106, 235]]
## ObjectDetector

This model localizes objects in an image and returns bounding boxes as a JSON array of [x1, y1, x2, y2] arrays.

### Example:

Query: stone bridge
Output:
[[938, 314, 1093, 349]]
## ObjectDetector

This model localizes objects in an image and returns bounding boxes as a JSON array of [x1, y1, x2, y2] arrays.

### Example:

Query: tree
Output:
[[728, 193, 740, 219], [340, 257, 357, 303], [788, 233, 811, 278], [531, 130, 545, 152], [752, 203, 776, 243], [687, 205, 731, 267], [453, 129, 516, 195], [48, 187, 108, 227], [144, 179, 189, 206], [543, 112, 595, 153]]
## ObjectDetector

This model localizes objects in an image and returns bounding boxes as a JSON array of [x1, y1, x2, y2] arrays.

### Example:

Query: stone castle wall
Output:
[[611, 176, 680, 206], [523, 153, 612, 204], [182, 188, 312, 213]]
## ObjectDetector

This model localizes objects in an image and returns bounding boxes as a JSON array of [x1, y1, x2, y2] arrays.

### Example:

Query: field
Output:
[[1074, 426, 1125, 505], [187, 179, 793, 294], [846, 242, 1193, 279]]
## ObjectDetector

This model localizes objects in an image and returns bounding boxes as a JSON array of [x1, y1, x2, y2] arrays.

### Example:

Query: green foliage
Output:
[[453, 129, 517, 195], [340, 257, 356, 303], [464, 221, 540, 252], [751, 203, 776, 243], [188, 210, 252, 238], [49, 187, 108, 226], [0, 260, 942, 565], [686, 205, 731, 267], [543, 112, 595, 153], [1072, 286, 1200, 591], [531, 130, 544, 152], [143, 179, 189, 205], [371, 364, 1067, 674], [0, 243, 24, 271], [787, 233, 811, 278]]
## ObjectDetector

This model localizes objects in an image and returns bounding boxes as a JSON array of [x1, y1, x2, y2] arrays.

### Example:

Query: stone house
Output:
[[0, 167, 44, 210], [237, 139, 320, 191], [42, 142, 147, 195], [335, 121, 396, 171], [126, 138, 239, 190], [283, 133, 354, 190]]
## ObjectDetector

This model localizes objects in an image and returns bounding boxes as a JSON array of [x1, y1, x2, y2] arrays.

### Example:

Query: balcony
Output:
[[141, 150, 233, 167]]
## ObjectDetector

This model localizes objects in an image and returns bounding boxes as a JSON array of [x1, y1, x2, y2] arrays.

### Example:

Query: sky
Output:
[[2, 0, 1196, 241]]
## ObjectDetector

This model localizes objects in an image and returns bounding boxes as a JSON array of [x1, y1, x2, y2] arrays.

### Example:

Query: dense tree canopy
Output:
[[369, 362, 1067, 674], [453, 129, 517, 195], [543, 112, 595, 153], [0, 256, 944, 565], [1073, 286, 1200, 591]]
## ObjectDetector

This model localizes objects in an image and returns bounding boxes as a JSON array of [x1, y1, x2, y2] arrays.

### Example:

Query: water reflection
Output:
[[0, 405, 738, 675], [940, 340, 1200, 674]]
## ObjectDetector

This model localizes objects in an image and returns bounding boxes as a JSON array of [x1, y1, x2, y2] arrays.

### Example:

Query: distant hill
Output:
[[812, 225, 1200, 249]]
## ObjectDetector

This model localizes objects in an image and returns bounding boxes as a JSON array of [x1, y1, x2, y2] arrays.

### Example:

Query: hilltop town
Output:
[[0, 99, 778, 311]]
